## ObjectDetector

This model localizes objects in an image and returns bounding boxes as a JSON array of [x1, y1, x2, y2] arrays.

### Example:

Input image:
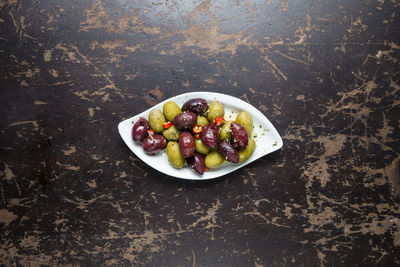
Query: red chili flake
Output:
[[192, 125, 203, 134], [163, 121, 173, 129], [194, 133, 201, 139], [148, 129, 154, 135], [205, 167, 210, 172], [215, 116, 226, 126]]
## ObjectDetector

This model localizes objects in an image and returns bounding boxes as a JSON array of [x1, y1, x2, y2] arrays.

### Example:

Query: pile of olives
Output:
[[132, 98, 256, 175]]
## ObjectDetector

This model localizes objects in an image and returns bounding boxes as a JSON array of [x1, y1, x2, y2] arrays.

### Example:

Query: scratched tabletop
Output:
[[1, 0, 400, 266]]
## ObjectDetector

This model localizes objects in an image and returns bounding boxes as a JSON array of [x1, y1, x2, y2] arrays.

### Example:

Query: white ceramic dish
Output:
[[118, 92, 283, 180]]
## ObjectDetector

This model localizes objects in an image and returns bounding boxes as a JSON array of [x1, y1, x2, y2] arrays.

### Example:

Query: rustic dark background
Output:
[[1, 0, 399, 266]]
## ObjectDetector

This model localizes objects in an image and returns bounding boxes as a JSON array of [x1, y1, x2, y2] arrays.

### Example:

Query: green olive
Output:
[[166, 141, 185, 168], [163, 125, 180, 141], [239, 138, 256, 163], [205, 150, 224, 168], [207, 100, 224, 121], [195, 139, 210, 155], [219, 121, 233, 140], [196, 116, 208, 127], [149, 109, 166, 132], [163, 101, 181, 122], [235, 111, 253, 135]]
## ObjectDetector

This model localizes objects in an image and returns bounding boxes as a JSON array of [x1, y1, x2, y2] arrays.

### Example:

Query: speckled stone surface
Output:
[[1, 0, 400, 266]]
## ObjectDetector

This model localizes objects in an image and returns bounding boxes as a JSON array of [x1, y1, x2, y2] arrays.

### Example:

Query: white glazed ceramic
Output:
[[118, 92, 283, 180]]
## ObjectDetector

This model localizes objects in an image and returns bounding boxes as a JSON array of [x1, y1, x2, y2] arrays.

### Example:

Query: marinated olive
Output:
[[218, 139, 239, 163], [149, 109, 166, 133], [201, 122, 219, 148], [231, 122, 248, 150], [239, 138, 256, 163], [179, 131, 195, 158], [207, 100, 224, 121], [163, 125, 180, 141], [142, 134, 167, 154], [219, 121, 233, 141], [236, 111, 253, 135], [132, 117, 150, 142], [173, 111, 197, 131], [205, 150, 224, 168], [195, 139, 210, 154], [196, 116, 209, 127], [166, 141, 185, 168], [186, 152, 206, 175], [163, 101, 181, 122], [182, 98, 209, 114]]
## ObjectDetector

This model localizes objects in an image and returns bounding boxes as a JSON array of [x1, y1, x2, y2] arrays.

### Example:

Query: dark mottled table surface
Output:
[[1, 0, 399, 266]]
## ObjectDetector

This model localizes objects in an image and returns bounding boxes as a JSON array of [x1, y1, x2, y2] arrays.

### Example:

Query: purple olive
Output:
[[132, 118, 150, 142], [231, 122, 248, 150], [186, 152, 206, 175], [179, 131, 195, 158], [218, 139, 239, 163], [142, 134, 167, 154], [173, 111, 197, 131], [201, 122, 219, 148], [182, 98, 209, 114]]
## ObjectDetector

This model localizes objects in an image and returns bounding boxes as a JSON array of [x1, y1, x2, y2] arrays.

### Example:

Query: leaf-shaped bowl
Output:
[[118, 92, 283, 180]]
